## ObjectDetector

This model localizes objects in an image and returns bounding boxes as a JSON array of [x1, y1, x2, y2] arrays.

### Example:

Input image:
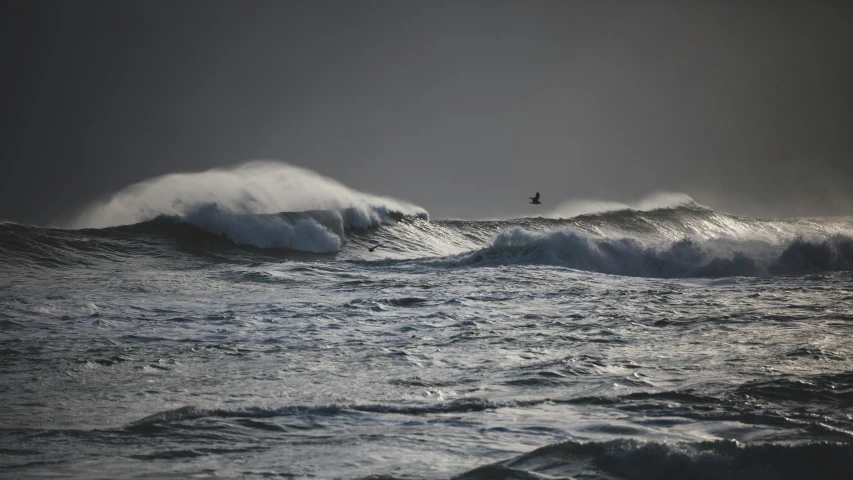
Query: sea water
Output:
[[2, 162, 852, 479]]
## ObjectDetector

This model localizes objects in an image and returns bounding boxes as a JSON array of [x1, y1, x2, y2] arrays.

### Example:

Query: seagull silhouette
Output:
[[529, 192, 541, 204], [350, 240, 384, 252]]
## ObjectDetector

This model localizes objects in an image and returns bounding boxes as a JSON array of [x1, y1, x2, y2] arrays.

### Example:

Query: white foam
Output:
[[181, 204, 343, 252]]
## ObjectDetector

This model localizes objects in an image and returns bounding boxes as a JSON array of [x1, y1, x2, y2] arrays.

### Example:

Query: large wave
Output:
[[438, 199, 853, 277], [5, 170, 853, 277], [68, 161, 428, 252]]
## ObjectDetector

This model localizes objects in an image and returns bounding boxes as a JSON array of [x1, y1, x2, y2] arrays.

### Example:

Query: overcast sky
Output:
[[2, 0, 852, 225]]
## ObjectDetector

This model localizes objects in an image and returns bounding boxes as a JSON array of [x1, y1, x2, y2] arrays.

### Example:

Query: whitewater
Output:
[[2, 161, 853, 479]]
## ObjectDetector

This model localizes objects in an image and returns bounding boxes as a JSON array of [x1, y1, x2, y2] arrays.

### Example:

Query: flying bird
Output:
[[529, 192, 541, 204], [350, 239, 384, 252]]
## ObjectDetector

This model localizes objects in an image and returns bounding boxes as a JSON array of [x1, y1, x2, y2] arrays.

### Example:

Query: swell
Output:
[[130, 369, 853, 428], [125, 401, 853, 479], [0, 209, 422, 269], [126, 398, 547, 430], [4, 200, 853, 277], [456, 438, 853, 480], [0, 221, 181, 269]]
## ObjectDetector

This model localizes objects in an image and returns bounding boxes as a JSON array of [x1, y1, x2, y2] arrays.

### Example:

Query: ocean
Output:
[[2, 163, 853, 479]]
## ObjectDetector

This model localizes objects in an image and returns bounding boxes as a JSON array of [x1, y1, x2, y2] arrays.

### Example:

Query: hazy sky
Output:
[[2, 0, 852, 224]]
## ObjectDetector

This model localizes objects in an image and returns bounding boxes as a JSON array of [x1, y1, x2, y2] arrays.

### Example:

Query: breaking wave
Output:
[[3, 162, 853, 277], [66, 161, 427, 252], [455, 228, 853, 277]]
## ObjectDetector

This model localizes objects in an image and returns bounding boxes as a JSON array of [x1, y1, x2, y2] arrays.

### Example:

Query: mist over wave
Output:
[[68, 161, 427, 252], [546, 191, 695, 219]]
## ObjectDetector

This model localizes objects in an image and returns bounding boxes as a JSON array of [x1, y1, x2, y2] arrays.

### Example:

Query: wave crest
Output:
[[455, 227, 853, 277], [68, 161, 428, 251], [548, 191, 696, 219]]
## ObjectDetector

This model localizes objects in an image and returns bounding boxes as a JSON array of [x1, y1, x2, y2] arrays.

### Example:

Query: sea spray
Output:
[[69, 160, 428, 229], [66, 160, 428, 252]]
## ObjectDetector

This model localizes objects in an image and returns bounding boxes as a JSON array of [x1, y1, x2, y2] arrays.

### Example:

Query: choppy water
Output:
[[2, 163, 853, 479]]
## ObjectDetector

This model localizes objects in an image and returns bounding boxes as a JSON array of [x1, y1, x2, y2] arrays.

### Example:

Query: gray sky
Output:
[[2, 0, 852, 225]]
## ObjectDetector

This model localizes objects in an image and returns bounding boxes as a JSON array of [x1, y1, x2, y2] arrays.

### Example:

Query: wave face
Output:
[[3, 168, 853, 277], [454, 226, 853, 277], [457, 439, 853, 480]]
